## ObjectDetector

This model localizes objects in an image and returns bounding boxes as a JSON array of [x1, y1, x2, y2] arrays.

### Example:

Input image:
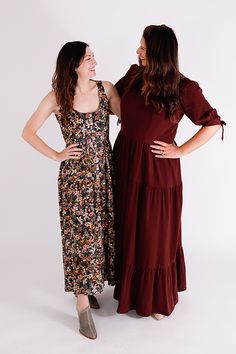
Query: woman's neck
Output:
[[75, 78, 94, 95]]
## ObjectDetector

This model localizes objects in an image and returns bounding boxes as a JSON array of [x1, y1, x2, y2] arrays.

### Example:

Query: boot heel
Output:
[[88, 295, 100, 309]]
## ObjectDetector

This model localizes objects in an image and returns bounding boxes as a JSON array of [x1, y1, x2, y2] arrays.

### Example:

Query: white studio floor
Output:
[[1, 247, 235, 354]]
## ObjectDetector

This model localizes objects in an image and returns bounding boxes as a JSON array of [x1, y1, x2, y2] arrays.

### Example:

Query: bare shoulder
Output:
[[102, 80, 114, 86], [44, 90, 57, 106], [102, 80, 114, 90], [40, 90, 59, 113], [102, 81, 117, 98]]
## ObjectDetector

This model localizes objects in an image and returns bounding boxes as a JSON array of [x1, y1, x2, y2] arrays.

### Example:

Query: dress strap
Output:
[[96, 80, 109, 111], [96, 80, 106, 97]]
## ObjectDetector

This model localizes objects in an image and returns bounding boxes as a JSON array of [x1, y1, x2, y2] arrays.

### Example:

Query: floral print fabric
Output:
[[55, 81, 115, 295]]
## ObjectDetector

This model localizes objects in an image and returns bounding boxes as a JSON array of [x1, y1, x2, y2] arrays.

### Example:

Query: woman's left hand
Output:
[[150, 140, 183, 159]]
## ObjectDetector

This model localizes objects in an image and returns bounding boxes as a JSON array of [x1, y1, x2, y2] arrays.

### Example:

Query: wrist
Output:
[[52, 150, 60, 161], [178, 145, 185, 157]]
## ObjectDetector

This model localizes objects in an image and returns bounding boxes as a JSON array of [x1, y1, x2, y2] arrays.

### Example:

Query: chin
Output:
[[138, 58, 146, 67], [89, 71, 96, 77]]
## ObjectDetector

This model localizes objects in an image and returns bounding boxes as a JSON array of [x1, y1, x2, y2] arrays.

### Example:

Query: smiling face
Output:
[[136, 37, 147, 66], [76, 46, 97, 78]]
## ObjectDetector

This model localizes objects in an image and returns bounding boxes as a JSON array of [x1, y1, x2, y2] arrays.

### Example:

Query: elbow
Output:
[[21, 128, 26, 140], [21, 127, 28, 141], [21, 127, 34, 143]]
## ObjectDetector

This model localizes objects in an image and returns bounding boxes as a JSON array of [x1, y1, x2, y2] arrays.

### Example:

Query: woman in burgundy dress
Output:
[[113, 25, 225, 320]]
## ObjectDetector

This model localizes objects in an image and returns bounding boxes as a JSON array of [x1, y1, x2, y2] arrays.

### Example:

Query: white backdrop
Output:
[[0, 0, 235, 353]]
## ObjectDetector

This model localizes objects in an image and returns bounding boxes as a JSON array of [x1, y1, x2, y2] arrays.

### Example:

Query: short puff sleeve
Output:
[[115, 64, 138, 98]]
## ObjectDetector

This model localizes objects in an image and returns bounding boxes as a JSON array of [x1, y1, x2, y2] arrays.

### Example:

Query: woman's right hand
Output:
[[55, 143, 83, 162]]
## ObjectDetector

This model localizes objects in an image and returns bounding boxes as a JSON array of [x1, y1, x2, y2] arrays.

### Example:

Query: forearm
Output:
[[22, 131, 58, 161], [109, 100, 121, 118], [179, 125, 221, 156], [106, 82, 121, 118]]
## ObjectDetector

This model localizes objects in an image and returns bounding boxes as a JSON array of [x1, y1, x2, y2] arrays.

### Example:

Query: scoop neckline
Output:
[[72, 80, 100, 115]]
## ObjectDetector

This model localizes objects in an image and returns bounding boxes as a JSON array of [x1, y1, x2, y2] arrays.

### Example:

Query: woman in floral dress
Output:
[[22, 41, 120, 339]]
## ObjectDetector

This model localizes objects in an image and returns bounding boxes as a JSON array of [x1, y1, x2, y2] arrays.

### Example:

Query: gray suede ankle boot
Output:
[[78, 306, 97, 340]]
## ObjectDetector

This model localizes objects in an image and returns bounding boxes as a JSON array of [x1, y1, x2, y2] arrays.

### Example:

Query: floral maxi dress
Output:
[[55, 81, 115, 295]]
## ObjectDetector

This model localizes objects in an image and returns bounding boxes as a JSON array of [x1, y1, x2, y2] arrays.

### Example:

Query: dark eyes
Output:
[[86, 55, 94, 61]]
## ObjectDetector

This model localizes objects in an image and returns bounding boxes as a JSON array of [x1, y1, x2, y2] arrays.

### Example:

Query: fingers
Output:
[[150, 140, 173, 158], [66, 148, 82, 160], [68, 148, 82, 152], [153, 140, 168, 147], [155, 154, 167, 158], [151, 150, 167, 158], [65, 144, 82, 160], [68, 150, 82, 156], [65, 155, 81, 160], [150, 146, 165, 152], [57, 144, 83, 162], [150, 143, 166, 156], [150, 141, 168, 153], [67, 146, 82, 151], [149, 143, 180, 159], [68, 153, 82, 157], [68, 143, 81, 148]]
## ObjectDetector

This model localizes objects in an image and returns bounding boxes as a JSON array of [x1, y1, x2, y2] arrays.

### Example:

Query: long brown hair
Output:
[[52, 41, 88, 121], [129, 25, 180, 121]]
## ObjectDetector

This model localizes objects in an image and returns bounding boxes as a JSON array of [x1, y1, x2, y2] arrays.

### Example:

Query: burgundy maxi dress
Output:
[[113, 64, 225, 316]]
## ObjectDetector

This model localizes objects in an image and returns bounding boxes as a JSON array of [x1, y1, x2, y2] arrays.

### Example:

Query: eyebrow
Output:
[[85, 53, 94, 57]]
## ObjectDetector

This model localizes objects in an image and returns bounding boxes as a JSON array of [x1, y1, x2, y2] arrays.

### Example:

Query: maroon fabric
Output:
[[113, 64, 225, 316]]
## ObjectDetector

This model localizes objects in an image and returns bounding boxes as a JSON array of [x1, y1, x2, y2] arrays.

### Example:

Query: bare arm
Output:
[[103, 81, 121, 118], [150, 125, 221, 158], [22, 92, 82, 161]]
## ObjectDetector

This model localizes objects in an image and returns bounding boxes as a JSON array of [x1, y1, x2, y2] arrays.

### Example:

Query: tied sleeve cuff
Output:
[[220, 120, 226, 141], [179, 79, 226, 141], [202, 118, 226, 141]]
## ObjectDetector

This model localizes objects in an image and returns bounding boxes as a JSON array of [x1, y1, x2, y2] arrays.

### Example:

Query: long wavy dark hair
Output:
[[129, 25, 180, 121], [52, 41, 88, 121]]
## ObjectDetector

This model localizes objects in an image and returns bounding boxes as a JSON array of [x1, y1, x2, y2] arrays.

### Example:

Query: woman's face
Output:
[[76, 46, 97, 78], [136, 37, 147, 66]]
